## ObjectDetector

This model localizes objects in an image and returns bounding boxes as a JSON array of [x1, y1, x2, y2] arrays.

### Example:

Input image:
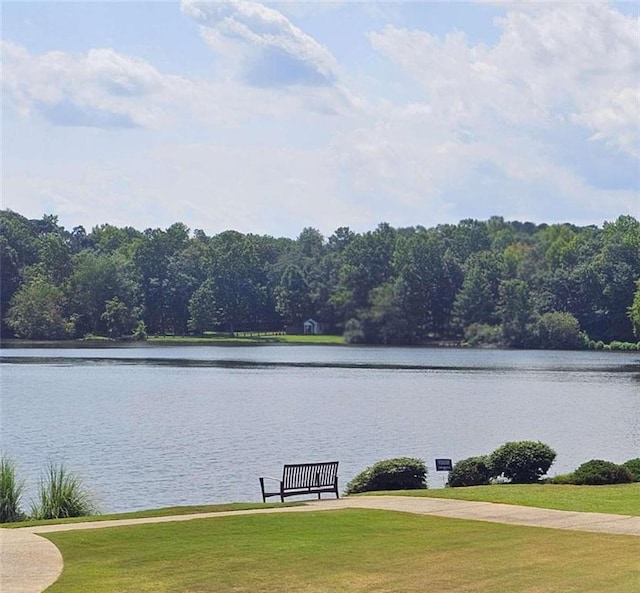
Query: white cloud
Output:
[[181, 0, 342, 88], [1, 37, 357, 132], [1, 41, 174, 128], [1, 2, 636, 237], [322, 2, 639, 228]]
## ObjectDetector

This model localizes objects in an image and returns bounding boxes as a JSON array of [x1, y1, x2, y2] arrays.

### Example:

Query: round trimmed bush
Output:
[[572, 460, 633, 485], [345, 457, 427, 494], [489, 441, 556, 484], [448, 456, 492, 488], [622, 458, 640, 482]]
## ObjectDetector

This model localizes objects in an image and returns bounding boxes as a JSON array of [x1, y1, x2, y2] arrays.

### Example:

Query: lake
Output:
[[1, 344, 638, 513]]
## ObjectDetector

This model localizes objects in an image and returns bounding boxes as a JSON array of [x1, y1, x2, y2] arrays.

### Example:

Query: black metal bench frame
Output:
[[259, 461, 340, 503]]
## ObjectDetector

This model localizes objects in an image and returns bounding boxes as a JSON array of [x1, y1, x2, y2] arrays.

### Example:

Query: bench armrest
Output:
[[259, 475, 283, 502], [259, 476, 282, 483]]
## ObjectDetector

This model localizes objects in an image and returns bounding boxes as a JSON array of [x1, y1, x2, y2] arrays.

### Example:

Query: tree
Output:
[[331, 223, 397, 323], [536, 311, 585, 349], [187, 278, 219, 334], [37, 233, 73, 285], [498, 279, 532, 347], [274, 264, 313, 326], [630, 280, 640, 338], [6, 277, 70, 339], [453, 250, 502, 328], [194, 231, 268, 333], [164, 239, 210, 335], [583, 216, 640, 342], [101, 297, 137, 339], [67, 251, 139, 337], [393, 230, 461, 339], [0, 210, 43, 333], [133, 223, 190, 334]]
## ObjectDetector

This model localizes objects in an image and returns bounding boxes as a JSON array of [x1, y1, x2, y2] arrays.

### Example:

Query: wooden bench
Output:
[[259, 461, 340, 503]]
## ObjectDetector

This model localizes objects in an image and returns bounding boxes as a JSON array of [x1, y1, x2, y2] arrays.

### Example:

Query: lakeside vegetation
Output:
[[2, 209, 639, 347]]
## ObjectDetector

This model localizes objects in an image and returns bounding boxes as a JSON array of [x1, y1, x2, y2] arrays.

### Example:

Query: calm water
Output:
[[1, 344, 639, 513]]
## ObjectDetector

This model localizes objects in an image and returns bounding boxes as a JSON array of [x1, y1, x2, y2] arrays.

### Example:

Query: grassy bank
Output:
[[147, 333, 345, 345], [370, 482, 640, 516], [0, 502, 299, 528], [43, 509, 639, 593]]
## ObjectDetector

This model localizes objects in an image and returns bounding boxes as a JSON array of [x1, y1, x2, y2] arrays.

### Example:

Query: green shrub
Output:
[[30, 463, 98, 520], [622, 458, 640, 482], [546, 473, 576, 485], [343, 318, 365, 344], [463, 323, 502, 346], [489, 441, 556, 484], [535, 312, 586, 350], [448, 456, 492, 487], [132, 320, 147, 341], [571, 460, 633, 485], [0, 456, 25, 523], [345, 457, 427, 494]]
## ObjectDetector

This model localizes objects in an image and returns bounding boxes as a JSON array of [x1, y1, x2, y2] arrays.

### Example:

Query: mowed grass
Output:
[[43, 509, 639, 593], [381, 483, 640, 516], [1, 502, 299, 528], [147, 334, 345, 345]]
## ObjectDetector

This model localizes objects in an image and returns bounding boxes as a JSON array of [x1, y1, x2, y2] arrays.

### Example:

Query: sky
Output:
[[2, 1, 639, 239]]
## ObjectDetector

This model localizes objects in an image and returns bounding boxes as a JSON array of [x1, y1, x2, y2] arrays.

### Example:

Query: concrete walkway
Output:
[[2, 496, 639, 592]]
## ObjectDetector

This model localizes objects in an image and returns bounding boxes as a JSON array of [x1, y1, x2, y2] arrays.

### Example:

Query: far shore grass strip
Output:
[[367, 483, 640, 516], [147, 333, 345, 344], [43, 509, 640, 593]]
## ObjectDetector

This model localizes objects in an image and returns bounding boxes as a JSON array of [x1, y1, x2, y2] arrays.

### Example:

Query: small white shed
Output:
[[303, 318, 321, 335]]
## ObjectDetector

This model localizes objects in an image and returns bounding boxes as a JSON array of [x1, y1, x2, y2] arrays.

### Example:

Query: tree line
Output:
[[2, 209, 639, 348]]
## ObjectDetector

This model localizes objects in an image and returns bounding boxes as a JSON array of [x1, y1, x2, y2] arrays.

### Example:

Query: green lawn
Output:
[[379, 483, 640, 516], [147, 333, 345, 345], [1, 502, 299, 529], [43, 509, 640, 593]]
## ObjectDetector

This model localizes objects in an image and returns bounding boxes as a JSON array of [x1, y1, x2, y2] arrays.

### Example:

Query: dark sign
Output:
[[435, 458, 453, 471]]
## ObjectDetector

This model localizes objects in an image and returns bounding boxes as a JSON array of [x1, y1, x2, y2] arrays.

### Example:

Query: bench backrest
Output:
[[282, 461, 339, 489]]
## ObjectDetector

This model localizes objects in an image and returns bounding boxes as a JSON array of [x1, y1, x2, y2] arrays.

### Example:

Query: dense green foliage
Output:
[[345, 457, 428, 494], [622, 458, 640, 482], [489, 441, 557, 484], [556, 460, 634, 486], [447, 456, 492, 487], [30, 463, 98, 520], [0, 456, 25, 522], [2, 209, 639, 346]]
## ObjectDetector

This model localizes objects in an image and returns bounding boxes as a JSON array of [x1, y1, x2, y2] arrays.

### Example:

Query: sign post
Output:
[[435, 458, 452, 487]]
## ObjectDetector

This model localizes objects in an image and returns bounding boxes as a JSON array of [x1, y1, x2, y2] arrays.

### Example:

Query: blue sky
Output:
[[2, 1, 638, 238]]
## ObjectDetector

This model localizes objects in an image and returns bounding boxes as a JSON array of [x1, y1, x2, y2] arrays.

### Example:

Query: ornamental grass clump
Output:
[[31, 463, 98, 520], [0, 456, 25, 522]]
